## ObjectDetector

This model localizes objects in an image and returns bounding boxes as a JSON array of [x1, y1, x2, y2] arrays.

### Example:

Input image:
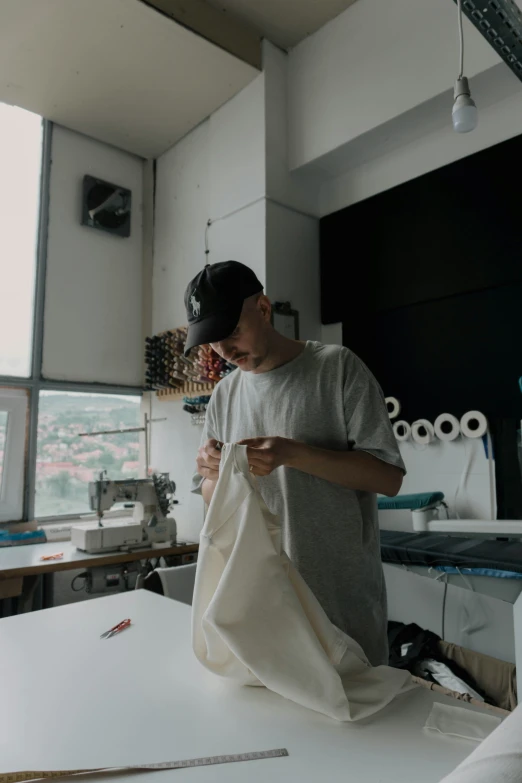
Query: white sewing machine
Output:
[[71, 474, 177, 554]]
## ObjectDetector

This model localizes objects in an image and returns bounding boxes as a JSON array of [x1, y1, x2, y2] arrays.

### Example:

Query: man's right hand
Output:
[[197, 439, 222, 482]]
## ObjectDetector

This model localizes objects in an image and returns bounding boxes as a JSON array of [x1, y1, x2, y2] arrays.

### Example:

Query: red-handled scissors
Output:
[[100, 618, 131, 639]]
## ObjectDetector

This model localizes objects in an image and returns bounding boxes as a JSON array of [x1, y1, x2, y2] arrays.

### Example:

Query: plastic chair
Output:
[[140, 562, 197, 606]]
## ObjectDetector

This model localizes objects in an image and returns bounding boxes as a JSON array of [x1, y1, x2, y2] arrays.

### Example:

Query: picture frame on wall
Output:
[[272, 301, 299, 340], [81, 175, 132, 238]]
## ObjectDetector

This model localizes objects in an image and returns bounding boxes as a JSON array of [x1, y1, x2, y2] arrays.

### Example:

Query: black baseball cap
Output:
[[184, 261, 263, 355]]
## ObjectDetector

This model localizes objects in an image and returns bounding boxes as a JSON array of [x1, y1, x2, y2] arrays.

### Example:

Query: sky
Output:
[[0, 103, 42, 377]]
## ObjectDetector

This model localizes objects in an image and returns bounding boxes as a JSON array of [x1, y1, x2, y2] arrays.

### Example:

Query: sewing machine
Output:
[[71, 474, 177, 554]]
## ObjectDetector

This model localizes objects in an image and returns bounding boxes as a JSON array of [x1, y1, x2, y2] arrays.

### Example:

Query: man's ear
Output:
[[258, 294, 272, 322]]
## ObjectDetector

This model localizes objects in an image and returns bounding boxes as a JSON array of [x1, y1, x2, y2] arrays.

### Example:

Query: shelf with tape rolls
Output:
[[144, 327, 234, 402]]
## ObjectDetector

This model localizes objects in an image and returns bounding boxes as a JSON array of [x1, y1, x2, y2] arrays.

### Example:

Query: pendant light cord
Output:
[[457, 0, 465, 79]]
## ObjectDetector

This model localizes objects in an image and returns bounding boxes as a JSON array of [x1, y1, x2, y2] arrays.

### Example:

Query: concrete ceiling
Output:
[[0, 0, 259, 158], [203, 0, 359, 49]]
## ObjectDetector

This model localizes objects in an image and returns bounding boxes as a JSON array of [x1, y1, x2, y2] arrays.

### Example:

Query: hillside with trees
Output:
[[35, 392, 141, 518]]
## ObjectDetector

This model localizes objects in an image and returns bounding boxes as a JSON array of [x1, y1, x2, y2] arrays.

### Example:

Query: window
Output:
[[0, 104, 42, 378], [0, 108, 143, 524], [0, 389, 29, 522], [0, 411, 7, 491], [35, 392, 141, 518]]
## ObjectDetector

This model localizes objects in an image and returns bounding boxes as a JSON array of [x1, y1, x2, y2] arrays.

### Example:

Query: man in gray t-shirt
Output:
[[185, 261, 404, 666]]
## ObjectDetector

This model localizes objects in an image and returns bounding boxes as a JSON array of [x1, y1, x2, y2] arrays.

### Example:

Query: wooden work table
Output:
[[0, 539, 198, 579], [0, 539, 198, 609]]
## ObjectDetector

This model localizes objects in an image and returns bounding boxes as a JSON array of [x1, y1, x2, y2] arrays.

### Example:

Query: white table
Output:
[[0, 590, 499, 782], [0, 540, 199, 578]]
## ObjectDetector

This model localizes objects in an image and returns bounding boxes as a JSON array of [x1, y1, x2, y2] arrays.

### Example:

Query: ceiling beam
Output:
[[140, 0, 262, 69]]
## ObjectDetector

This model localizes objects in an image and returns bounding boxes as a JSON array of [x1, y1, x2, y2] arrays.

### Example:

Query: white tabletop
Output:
[[0, 590, 495, 782], [0, 540, 198, 578]]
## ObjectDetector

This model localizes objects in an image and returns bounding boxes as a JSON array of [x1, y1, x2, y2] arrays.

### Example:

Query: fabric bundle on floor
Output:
[[388, 622, 517, 711], [192, 443, 413, 721]]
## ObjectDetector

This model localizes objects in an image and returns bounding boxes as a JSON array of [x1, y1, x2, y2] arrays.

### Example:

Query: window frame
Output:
[[0, 119, 143, 524], [0, 389, 29, 522]]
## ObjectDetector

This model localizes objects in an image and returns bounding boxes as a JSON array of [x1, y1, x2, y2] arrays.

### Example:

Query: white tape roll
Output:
[[434, 413, 461, 442], [411, 419, 435, 445], [393, 420, 411, 442], [385, 396, 401, 419], [460, 410, 488, 439]]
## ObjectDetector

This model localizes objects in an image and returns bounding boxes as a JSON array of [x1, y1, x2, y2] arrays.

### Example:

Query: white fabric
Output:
[[417, 660, 484, 702], [192, 443, 413, 721], [425, 702, 501, 743], [439, 705, 520, 782]]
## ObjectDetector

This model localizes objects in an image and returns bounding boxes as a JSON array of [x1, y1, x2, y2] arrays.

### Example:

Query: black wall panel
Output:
[[320, 133, 522, 517], [320, 132, 522, 419]]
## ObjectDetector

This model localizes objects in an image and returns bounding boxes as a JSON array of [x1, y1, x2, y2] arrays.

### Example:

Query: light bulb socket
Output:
[[454, 76, 471, 100], [452, 77, 478, 133]]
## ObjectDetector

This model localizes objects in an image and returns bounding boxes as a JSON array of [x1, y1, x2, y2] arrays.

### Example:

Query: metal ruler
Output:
[[1, 748, 289, 783]]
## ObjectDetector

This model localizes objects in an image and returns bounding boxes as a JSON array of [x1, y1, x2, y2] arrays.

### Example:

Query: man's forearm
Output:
[[201, 477, 218, 506], [286, 442, 403, 496]]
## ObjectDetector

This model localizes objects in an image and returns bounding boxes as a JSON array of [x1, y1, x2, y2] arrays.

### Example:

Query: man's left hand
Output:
[[237, 437, 300, 477]]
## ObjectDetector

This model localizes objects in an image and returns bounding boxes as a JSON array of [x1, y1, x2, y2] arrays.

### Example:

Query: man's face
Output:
[[210, 295, 271, 373]]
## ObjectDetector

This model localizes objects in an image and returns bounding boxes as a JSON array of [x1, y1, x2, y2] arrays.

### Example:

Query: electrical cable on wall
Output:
[[203, 195, 265, 266], [455, 566, 487, 636], [441, 575, 449, 640]]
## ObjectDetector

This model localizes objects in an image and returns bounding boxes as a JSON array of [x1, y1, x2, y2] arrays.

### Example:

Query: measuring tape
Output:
[[1, 748, 289, 783]]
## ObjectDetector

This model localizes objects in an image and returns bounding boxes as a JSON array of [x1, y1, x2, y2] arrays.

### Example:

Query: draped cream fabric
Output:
[[192, 444, 412, 721]]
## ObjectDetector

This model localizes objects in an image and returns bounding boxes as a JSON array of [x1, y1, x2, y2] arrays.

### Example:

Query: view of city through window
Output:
[[35, 392, 142, 518]]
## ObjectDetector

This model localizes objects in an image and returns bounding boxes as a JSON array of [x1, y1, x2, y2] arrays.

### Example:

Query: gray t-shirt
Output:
[[192, 341, 405, 666]]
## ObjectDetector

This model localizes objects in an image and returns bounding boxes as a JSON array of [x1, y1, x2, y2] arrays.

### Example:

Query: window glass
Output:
[[35, 392, 141, 518], [0, 410, 8, 494], [0, 388, 29, 522], [0, 103, 42, 377]]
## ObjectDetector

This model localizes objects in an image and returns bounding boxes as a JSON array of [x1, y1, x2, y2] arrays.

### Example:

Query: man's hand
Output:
[[237, 437, 298, 477], [238, 437, 403, 495], [196, 439, 222, 481]]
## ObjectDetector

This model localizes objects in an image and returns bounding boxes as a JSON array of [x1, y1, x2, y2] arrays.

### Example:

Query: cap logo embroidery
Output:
[[190, 292, 201, 317]]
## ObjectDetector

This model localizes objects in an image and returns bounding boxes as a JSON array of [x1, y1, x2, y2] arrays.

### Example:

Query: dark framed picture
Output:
[[81, 175, 132, 238]]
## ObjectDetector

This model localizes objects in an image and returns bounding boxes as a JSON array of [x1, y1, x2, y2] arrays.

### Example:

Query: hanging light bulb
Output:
[[452, 76, 478, 133], [452, 0, 478, 133]]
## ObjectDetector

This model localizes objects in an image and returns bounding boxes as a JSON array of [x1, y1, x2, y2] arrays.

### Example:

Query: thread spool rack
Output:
[[144, 327, 234, 401]]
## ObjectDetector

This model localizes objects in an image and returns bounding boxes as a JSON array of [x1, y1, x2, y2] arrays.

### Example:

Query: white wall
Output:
[[265, 200, 321, 342], [262, 42, 322, 341], [319, 69, 522, 215], [384, 564, 515, 664], [150, 76, 267, 542], [208, 75, 266, 222], [263, 42, 320, 217], [287, 0, 500, 170], [43, 125, 144, 385], [321, 322, 342, 345], [379, 437, 495, 534]]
